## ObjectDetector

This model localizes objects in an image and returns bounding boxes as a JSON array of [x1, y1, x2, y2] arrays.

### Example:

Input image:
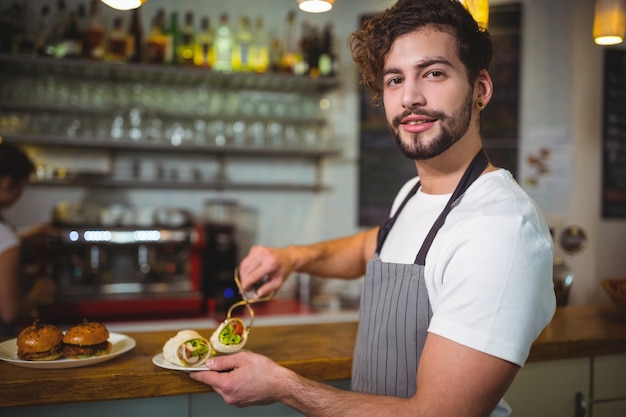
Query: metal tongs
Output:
[[225, 268, 275, 333]]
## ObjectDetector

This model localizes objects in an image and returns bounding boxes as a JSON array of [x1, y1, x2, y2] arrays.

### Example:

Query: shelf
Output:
[[0, 53, 341, 193], [0, 54, 340, 94], [28, 177, 330, 192], [2, 133, 339, 158]]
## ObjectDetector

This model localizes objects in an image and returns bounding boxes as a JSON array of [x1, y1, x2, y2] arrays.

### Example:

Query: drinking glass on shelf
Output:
[[208, 120, 227, 147], [230, 120, 247, 147], [127, 107, 143, 141], [110, 113, 125, 141], [266, 120, 284, 149], [248, 121, 265, 148]]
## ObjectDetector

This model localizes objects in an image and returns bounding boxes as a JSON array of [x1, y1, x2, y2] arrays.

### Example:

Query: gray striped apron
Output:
[[351, 150, 489, 398]]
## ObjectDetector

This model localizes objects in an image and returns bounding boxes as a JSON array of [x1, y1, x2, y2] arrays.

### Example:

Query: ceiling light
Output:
[[593, 0, 626, 45], [100, 0, 146, 11], [298, 0, 334, 13], [460, 0, 489, 29]]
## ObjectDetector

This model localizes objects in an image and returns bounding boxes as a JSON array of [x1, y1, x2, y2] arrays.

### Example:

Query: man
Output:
[[190, 1, 556, 416], [0, 141, 56, 336]]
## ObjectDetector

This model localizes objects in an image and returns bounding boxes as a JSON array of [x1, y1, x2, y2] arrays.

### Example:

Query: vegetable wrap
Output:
[[162, 330, 211, 367], [210, 318, 248, 354]]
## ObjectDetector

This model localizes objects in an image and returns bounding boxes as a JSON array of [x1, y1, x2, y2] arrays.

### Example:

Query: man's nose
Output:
[[401, 80, 426, 109]]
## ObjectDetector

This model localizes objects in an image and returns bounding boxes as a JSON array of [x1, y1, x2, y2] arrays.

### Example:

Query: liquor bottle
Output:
[[84, 0, 104, 60], [165, 11, 180, 65], [299, 21, 316, 76], [279, 10, 301, 74], [145, 9, 166, 64], [193, 16, 213, 68], [35, 4, 52, 56], [127, 7, 143, 63], [44, 0, 67, 57], [107, 16, 127, 62], [318, 23, 337, 77], [232, 16, 253, 72], [251, 16, 270, 73], [213, 13, 234, 73], [56, 7, 83, 58], [178, 11, 195, 66]]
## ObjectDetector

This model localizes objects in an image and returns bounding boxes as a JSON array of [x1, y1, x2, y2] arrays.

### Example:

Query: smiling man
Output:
[[190, 1, 556, 416]]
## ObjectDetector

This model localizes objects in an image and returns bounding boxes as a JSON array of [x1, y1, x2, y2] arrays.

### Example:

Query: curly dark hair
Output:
[[349, 0, 493, 104], [0, 141, 35, 186]]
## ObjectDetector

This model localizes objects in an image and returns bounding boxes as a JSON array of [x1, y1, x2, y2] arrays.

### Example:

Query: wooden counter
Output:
[[1, 304, 626, 409]]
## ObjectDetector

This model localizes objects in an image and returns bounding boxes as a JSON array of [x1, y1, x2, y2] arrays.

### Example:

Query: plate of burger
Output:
[[0, 320, 136, 369]]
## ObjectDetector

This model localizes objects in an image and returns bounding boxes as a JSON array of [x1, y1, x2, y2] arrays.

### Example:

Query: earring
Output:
[[475, 100, 485, 110]]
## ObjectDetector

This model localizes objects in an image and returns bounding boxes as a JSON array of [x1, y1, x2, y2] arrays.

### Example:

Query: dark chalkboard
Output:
[[602, 48, 626, 218]]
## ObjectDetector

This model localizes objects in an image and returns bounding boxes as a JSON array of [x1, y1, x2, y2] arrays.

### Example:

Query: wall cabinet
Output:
[[0, 54, 340, 192]]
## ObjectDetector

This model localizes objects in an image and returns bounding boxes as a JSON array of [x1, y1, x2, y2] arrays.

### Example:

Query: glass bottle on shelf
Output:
[[43, 0, 67, 57], [251, 16, 270, 73], [34, 4, 52, 56], [193, 16, 213, 68], [232, 15, 253, 72], [213, 13, 234, 73], [145, 9, 167, 64], [107, 16, 127, 62], [318, 23, 337, 77], [84, 0, 105, 60], [279, 10, 303, 74], [56, 7, 83, 58], [178, 11, 195, 66], [165, 11, 180, 65], [127, 7, 143, 63]]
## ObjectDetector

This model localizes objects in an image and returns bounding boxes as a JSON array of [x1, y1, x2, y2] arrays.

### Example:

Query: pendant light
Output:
[[100, 0, 147, 11], [460, 0, 489, 29], [593, 0, 626, 45], [298, 0, 334, 13]]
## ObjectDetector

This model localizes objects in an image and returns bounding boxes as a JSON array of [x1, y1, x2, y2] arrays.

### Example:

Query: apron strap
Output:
[[414, 149, 489, 265], [375, 179, 421, 254]]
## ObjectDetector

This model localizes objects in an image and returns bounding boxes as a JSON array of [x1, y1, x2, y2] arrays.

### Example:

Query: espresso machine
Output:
[[21, 202, 203, 323]]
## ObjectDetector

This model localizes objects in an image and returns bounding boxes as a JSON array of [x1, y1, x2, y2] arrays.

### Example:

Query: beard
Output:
[[388, 90, 474, 160]]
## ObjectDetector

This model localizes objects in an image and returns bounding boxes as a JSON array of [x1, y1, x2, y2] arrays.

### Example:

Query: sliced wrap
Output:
[[162, 330, 211, 367], [210, 318, 248, 354]]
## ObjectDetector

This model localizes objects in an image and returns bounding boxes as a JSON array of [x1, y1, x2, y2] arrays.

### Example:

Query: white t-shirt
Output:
[[379, 169, 556, 368], [0, 221, 19, 254]]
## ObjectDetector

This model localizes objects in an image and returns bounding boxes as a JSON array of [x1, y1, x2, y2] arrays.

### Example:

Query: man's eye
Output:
[[426, 70, 444, 78], [386, 77, 403, 87]]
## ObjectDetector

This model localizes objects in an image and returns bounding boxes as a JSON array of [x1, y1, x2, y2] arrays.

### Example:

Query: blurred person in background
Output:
[[0, 141, 56, 337]]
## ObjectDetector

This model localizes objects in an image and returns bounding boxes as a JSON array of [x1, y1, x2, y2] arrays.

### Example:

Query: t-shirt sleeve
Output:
[[426, 213, 556, 367]]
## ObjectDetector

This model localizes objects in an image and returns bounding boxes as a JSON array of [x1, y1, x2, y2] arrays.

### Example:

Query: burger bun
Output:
[[63, 320, 111, 358], [17, 321, 64, 361]]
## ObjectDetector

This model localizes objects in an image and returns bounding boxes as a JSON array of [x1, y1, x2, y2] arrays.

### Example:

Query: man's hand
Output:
[[189, 351, 293, 407]]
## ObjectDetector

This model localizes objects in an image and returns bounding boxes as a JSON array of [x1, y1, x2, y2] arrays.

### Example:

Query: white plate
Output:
[[0, 332, 136, 369], [152, 353, 208, 372]]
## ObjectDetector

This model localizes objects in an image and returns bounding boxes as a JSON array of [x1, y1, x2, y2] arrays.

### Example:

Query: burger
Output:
[[17, 320, 64, 361], [63, 320, 111, 359]]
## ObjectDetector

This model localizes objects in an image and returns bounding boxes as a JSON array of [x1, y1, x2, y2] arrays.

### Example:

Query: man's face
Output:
[[382, 28, 475, 160]]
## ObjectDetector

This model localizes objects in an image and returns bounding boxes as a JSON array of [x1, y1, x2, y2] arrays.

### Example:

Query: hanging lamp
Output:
[[298, 0, 334, 13], [593, 0, 626, 45], [100, 0, 147, 11], [460, 0, 489, 29]]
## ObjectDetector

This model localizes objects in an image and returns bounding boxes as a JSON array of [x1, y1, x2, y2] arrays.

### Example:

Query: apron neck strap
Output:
[[414, 149, 489, 265]]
